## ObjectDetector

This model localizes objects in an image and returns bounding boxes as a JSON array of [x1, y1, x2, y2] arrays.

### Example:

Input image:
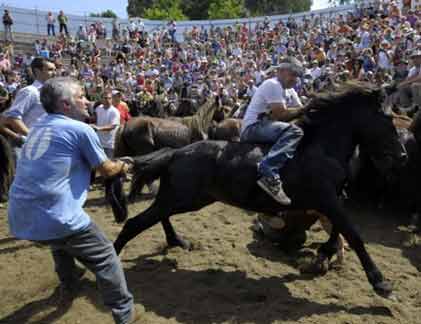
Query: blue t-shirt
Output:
[[8, 114, 107, 241]]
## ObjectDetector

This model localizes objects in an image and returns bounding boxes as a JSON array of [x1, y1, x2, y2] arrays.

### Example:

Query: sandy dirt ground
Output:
[[1, 185, 421, 324]]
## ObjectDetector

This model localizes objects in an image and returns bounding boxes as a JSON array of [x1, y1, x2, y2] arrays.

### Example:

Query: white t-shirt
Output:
[[408, 66, 421, 78], [284, 88, 303, 108], [241, 77, 286, 133], [95, 105, 120, 149]]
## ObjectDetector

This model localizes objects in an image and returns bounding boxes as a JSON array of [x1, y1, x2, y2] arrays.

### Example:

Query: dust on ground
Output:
[[1, 186, 421, 324]]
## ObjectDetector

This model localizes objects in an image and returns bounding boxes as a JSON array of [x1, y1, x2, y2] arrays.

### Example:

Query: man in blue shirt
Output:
[[8, 77, 139, 324]]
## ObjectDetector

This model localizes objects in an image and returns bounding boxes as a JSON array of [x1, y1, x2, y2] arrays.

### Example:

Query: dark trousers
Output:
[[47, 24, 55, 36], [59, 23, 68, 35], [45, 222, 133, 323]]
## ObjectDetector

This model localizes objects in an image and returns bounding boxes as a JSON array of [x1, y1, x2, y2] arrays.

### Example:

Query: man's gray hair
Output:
[[41, 77, 81, 113]]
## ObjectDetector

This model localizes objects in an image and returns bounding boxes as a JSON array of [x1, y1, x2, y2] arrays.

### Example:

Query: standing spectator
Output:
[[92, 91, 120, 158], [2, 9, 13, 42], [0, 57, 56, 156], [112, 18, 120, 41], [87, 24, 97, 43], [46, 11, 56, 36], [168, 20, 176, 43], [58, 10, 69, 36], [7, 77, 139, 324], [112, 90, 131, 124]]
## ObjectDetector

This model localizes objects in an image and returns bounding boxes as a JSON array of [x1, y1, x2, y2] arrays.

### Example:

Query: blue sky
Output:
[[2, 0, 331, 18]]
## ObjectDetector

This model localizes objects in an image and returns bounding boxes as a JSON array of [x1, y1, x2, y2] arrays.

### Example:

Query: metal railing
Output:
[[0, 3, 358, 40]]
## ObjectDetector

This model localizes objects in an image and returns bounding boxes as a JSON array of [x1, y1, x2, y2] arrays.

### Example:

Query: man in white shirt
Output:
[[399, 50, 421, 110], [0, 57, 56, 155], [240, 58, 305, 205], [92, 92, 120, 158]]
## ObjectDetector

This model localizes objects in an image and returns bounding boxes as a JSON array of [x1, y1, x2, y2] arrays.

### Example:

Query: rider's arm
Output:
[[269, 103, 305, 122]]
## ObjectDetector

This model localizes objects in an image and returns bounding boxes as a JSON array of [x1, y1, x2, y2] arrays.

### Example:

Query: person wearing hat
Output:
[[112, 90, 131, 124], [398, 50, 421, 110], [240, 58, 306, 205]]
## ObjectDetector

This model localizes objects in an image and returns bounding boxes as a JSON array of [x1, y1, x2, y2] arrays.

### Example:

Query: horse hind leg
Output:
[[114, 200, 171, 255]]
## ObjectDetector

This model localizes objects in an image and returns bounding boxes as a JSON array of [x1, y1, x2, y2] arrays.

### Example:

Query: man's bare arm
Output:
[[2, 117, 30, 135], [269, 103, 306, 122], [97, 159, 130, 178]]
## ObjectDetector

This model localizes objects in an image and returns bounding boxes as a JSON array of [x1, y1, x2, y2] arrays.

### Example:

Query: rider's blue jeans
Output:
[[241, 120, 304, 179]]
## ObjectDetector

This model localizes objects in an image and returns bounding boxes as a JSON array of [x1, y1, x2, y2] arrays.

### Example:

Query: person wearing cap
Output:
[[398, 50, 421, 110], [240, 58, 305, 205], [112, 90, 131, 124]]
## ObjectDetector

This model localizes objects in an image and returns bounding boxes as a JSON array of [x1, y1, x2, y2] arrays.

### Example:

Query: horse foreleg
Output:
[[161, 218, 192, 250], [318, 214, 346, 265], [319, 195, 393, 298], [114, 202, 170, 255]]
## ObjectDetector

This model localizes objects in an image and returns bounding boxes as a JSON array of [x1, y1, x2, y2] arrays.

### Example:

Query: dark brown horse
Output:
[[0, 134, 14, 202], [114, 95, 225, 199]]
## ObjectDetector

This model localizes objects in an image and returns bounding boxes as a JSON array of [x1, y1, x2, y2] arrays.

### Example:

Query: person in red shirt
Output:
[[112, 90, 131, 124]]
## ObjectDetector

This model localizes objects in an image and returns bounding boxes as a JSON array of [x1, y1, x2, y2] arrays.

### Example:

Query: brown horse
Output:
[[0, 134, 15, 202], [114, 95, 224, 199]]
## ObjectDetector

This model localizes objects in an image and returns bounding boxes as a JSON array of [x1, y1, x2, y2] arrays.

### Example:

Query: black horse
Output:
[[106, 83, 407, 298]]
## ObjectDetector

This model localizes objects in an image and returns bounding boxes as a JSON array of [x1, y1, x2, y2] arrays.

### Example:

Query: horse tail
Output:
[[0, 134, 15, 201], [105, 175, 128, 224], [132, 147, 176, 184], [114, 124, 130, 158]]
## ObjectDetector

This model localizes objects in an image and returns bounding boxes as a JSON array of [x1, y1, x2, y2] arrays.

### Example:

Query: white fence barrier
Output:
[[0, 4, 357, 41]]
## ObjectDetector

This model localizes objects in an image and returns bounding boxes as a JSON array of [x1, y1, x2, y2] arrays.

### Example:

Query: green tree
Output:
[[127, 0, 313, 20], [181, 0, 210, 20], [143, 0, 187, 20], [89, 9, 118, 18], [208, 0, 245, 19], [244, 0, 312, 16]]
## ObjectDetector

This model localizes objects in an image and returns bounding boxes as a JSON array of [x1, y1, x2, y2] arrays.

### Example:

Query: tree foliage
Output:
[[244, 0, 312, 16], [208, 0, 245, 19], [127, 0, 313, 20], [89, 10, 118, 18], [143, 0, 187, 20]]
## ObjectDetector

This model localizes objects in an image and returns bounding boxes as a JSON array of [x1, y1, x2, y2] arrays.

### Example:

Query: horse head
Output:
[[104, 175, 128, 224], [353, 85, 408, 181]]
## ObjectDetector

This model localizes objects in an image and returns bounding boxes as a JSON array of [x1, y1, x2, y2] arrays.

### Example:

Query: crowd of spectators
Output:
[[1, 1, 421, 130]]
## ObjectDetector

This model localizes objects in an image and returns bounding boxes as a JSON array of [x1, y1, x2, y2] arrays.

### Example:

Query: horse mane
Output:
[[305, 82, 384, 113], [300, 82, 385, 130]]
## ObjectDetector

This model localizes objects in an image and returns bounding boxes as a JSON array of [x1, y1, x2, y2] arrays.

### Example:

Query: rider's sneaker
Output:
[[257, 176, 291, 205]]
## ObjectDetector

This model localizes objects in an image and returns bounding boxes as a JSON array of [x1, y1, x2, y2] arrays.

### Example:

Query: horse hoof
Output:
[[374, 281, 393, 298], [169, 237, 192, 250], [299, 258, 329, 275]]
